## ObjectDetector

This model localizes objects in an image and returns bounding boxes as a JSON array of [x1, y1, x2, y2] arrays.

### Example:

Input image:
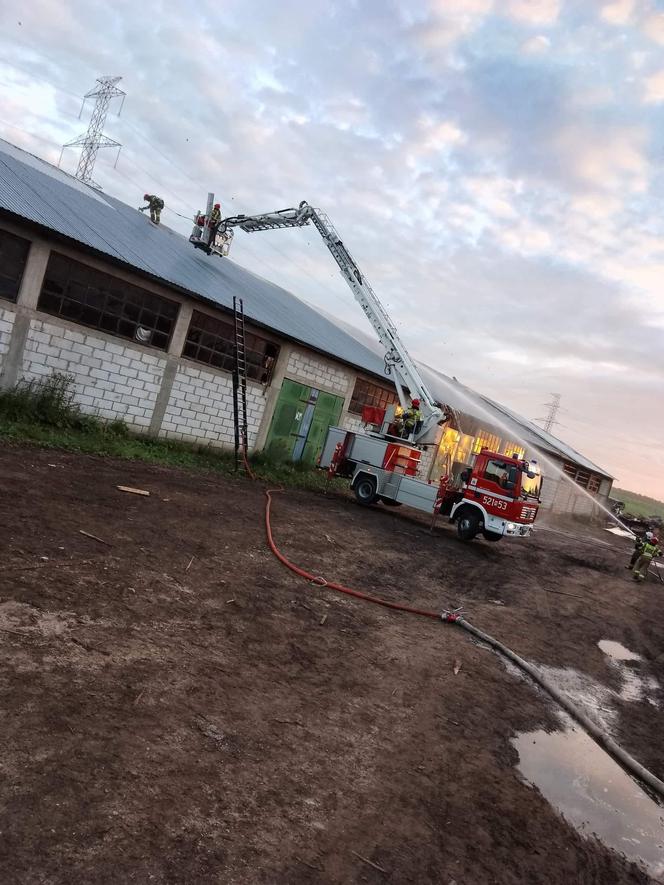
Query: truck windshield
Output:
[[521, 472, 541, 500]]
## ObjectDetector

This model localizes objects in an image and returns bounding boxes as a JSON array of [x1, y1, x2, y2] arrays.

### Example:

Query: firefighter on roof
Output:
[[632, 535, 661, 583], [140, 194, 164, 225]]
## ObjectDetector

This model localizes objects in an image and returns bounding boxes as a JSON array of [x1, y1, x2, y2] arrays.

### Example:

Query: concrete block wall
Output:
[[538, 469, 605, 518], [161, 364, 266, 447], [286, 349, 352, 395], [0, 304, 16, 373], [550, 478, 599, 516], [22, 318, 166, 430], [419, 447, 437, 480], [341, 413, 364, 433]]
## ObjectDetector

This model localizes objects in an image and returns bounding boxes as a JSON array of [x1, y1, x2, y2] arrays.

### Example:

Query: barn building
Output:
[[0, 138, 613, 517]]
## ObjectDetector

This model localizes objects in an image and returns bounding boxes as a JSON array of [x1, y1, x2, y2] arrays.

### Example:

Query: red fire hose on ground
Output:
[[265, 489, 444, 621], [263, 487, 664, 800]]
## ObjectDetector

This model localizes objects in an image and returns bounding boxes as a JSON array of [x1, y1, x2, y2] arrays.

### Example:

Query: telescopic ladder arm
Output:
[[219, 202, 446, 443]]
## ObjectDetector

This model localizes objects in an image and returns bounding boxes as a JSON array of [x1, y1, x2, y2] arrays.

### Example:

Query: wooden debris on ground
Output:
[[351, 850, 387, 874], [453, 659, 462, 675], [117, 485, 150, 497], [79, 529, 112, 547]]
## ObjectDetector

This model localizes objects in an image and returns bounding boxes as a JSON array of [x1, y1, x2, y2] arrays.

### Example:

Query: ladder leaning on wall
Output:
[[232, 296, 250, 472]]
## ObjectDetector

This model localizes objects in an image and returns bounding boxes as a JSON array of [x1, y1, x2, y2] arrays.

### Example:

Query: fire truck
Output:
[[213, 201, 542, 542]]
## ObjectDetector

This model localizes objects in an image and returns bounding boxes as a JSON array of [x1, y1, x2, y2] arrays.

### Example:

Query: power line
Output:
[[0, 117, 62, 148], [109, 152, 198, 213], [121, 118, 203, 190]]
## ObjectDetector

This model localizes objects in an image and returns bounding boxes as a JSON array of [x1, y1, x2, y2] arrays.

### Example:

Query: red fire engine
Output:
[[212, 201, 542, 542]]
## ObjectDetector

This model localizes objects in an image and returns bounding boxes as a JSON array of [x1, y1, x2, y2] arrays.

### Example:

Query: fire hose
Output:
[[264, 488, 664, 801]]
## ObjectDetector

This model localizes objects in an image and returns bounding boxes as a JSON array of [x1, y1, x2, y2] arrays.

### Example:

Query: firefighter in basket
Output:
[[397, 398, 422, 439]]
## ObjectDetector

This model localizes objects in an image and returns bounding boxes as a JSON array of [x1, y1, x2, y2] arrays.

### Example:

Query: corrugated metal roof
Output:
[[0, 138, 612, 479], [0, 139, 387, 376]]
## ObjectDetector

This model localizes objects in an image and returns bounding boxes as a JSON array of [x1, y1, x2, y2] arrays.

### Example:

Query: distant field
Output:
[[613, 488, 664, 519]]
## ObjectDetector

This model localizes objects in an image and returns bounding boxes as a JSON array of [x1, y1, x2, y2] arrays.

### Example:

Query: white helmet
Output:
[[645, 531, 654, 540]]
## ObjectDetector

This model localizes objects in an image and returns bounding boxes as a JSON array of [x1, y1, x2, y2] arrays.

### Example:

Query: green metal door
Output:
[[265, 380, 344, 464], [301, 391, 344, 465], [264, 379, 311, 461]]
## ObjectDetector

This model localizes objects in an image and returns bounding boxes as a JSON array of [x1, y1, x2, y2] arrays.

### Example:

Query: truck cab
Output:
[[443, 449, 542, 541]]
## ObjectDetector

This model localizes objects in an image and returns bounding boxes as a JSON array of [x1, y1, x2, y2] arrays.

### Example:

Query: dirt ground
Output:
[[0, 445, 662, 885]]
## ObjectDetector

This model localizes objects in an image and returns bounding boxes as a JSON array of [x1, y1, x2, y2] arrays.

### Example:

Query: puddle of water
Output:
[[503, 652, 661, 726], [598, 640, 660, 706], [513, 714, 664, 881], [598, 640, 642, 662], [538, 664, 618, 732]]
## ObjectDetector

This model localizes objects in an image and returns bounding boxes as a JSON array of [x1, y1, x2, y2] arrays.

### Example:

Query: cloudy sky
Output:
[[1, 0, 663, 498]]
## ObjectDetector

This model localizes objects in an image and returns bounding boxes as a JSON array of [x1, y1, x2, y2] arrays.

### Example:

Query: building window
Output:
[[472, 430, 501, 455], [38, 253, 178, 350], [0, 229, 31, 303], [183, 310, 279, 384], [563, 461, 603, 493], [349, 377, 399, 414], [502, 441, 525, 460], [455, 433, 475, 466]]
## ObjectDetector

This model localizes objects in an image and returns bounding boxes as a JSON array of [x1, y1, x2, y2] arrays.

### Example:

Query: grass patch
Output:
[[0, 374, 344, 493], [613, 487, 664, 521]]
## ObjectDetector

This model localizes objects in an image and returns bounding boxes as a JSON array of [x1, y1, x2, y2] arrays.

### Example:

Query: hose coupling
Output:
[[441, 607, 465, 623]]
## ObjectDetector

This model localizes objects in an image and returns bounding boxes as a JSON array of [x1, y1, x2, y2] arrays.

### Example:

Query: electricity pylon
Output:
[[60, 76, 125, 190]]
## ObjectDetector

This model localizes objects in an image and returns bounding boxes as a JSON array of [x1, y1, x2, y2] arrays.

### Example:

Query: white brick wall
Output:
[[0, 304, 16, 372], [341, 413, 364, 433], [286, 349, 352, 394], [22, 319, 166, 430], [162, 364, 267, 449], [419, 447, 437, 480], [547, 477, 598, 516]]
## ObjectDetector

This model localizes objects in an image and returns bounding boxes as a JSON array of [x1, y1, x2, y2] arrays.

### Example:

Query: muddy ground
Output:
[[0, 445, 662, 884]]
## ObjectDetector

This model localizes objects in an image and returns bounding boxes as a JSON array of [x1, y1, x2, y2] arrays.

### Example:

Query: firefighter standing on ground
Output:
[[140, 194, 164, 225], [632, 535, 662, 583], [399, 398, 422, 438], [627, 531, 654, 570]]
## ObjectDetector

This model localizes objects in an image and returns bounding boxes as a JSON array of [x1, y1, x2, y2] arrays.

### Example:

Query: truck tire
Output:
[[483, 530, 502, 543], [354, 476, 379, 506], [380, 497, 402, 507], [456, 509, 480, 541]]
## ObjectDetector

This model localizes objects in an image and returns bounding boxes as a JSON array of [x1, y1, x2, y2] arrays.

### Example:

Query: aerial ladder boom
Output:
[[219, 201, 446, 444]]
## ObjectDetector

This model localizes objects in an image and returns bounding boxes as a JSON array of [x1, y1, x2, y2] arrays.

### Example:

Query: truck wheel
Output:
[[354, 476, 379, 506], [380, 497, 402, 507], [483, 530, 502, 543], [457, 509, 480, 541]]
